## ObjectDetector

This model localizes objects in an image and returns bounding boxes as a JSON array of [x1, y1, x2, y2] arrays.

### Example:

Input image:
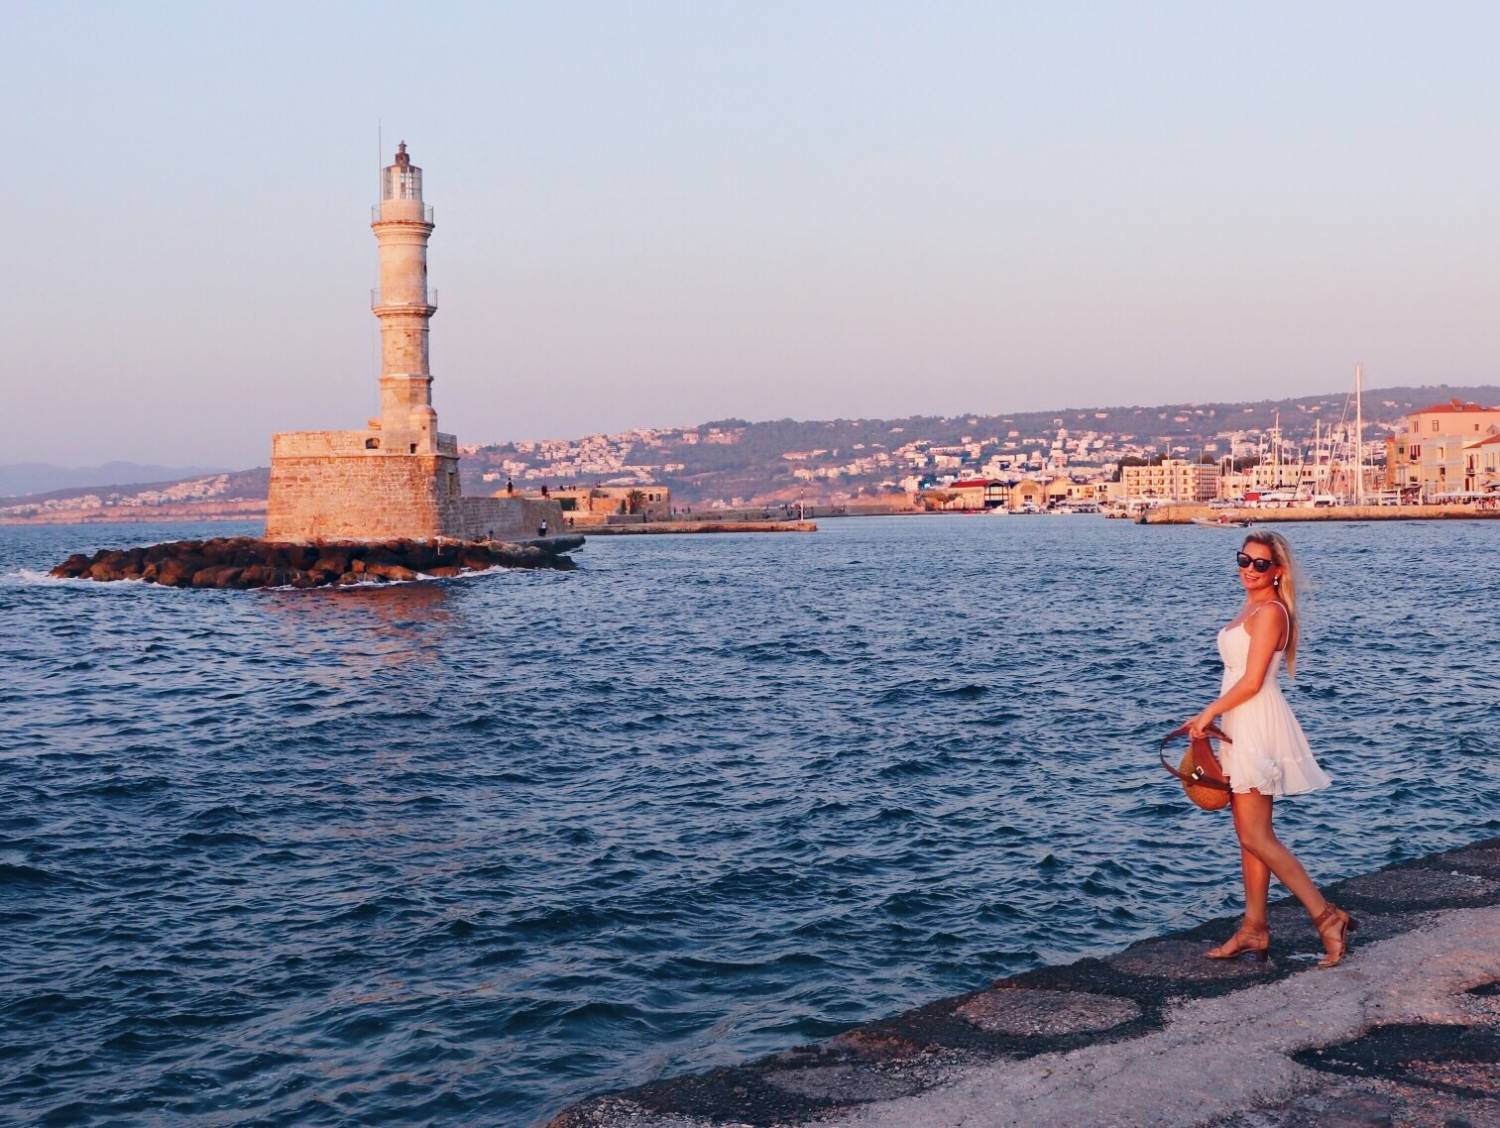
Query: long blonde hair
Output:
[[1243, 529, 1300, 675]]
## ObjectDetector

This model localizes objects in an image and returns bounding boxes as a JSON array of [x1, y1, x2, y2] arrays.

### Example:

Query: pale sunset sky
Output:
[[2, 1, 1496, 467]]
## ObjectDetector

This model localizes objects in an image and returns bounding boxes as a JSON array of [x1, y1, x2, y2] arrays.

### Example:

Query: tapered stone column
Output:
[[371, 141, 440, 454]]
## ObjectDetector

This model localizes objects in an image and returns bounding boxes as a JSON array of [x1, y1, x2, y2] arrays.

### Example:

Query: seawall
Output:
[[1142, 502, 1500, 525], [575, 520, 816, 536], [549, 835, 1500, 1127]]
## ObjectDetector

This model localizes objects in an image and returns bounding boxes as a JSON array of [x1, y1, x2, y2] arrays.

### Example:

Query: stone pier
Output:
[[549, 837, 1500, 1127]]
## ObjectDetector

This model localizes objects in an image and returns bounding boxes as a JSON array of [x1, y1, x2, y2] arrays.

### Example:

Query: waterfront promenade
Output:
[[551, 836, 1500, 1127], [1143, 502, 1500, 525]]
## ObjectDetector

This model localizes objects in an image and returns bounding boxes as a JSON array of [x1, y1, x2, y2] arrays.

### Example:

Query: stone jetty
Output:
[[549, 835, 1500, 1127], [49, 534, 583, 589]]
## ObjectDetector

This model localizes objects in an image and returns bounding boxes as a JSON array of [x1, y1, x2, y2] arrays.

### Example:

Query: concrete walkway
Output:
[[548, 837, 1500, 1128]]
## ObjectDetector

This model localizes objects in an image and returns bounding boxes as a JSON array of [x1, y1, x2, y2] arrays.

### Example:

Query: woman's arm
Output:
[[1188, 604, 1285, 737]]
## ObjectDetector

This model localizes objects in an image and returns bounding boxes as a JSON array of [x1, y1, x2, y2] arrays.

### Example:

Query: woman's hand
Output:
[[1187, 709, 1217, 739]]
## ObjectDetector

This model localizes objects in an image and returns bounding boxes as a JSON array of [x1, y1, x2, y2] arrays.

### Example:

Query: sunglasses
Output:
[[1235, 551, 1275, 573]]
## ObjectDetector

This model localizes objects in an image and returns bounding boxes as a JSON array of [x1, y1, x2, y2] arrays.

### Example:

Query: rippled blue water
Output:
[[2, 516, 1497, 1126]]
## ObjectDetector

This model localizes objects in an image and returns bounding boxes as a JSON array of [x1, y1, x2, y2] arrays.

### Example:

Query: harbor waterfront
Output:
[[2, 516, 1497, 1126], [1141, 502, 1500, 525]]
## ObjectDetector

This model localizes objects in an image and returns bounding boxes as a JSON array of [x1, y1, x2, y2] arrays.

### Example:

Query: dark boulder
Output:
[[154, 555, 206, 587], [191, 565, 242, 589], [238, 564, 273, 587], [317, 548, 352, 576], [364, 561, 418, 582], [50, 553, 91, 578]]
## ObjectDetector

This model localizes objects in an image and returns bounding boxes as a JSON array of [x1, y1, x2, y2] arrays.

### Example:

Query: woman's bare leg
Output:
[[1208, 838, 1275, 956], [1239, 844, 1271, 926], [1230, 790, 1328, 920]]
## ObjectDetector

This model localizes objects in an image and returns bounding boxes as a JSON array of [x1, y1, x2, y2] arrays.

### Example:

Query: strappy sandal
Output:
[[1313, 902, 1357, 969], [1206, 919, 1270, 963]]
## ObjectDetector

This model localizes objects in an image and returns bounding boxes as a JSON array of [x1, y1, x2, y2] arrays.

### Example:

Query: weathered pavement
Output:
[[548, 837, 1500, 1127]]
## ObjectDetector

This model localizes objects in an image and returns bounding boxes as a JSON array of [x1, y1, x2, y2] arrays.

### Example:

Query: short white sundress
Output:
[[1215, 608, 1332, 797]]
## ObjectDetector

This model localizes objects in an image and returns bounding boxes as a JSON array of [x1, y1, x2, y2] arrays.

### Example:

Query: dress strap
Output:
[[1248, 600, 1289, 651]]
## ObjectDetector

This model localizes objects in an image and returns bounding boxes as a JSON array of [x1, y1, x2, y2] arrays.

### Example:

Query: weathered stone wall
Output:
[[460, 497, 564, 540], [272, 430, 373, 457], [266, 448, 464, 541]]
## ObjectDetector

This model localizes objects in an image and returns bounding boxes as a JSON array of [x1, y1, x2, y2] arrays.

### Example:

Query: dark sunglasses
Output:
[[1235, 551, 1274, 573]]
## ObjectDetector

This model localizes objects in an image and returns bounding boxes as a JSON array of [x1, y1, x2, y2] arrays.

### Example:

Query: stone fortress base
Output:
[[266, 430, 561, 543]]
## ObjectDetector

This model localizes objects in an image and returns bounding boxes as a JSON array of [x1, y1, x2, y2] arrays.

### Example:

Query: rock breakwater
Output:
[[49, 534, 583, 589]]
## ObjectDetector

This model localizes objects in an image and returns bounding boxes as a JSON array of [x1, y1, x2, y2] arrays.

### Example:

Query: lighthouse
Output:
[[372, 142, 440, 454], [265, 144, 560, 543]]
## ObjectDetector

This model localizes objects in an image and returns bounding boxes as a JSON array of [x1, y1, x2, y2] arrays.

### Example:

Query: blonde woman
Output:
[[1187, 531, 1355, 968]]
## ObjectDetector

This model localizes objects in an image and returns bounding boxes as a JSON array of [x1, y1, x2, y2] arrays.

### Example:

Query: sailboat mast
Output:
[[1314, 418, 1321, 494], [1354, 363, 1365, 504]]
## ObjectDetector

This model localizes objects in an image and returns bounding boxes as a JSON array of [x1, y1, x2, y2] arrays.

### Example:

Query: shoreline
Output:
[[549, 834, 1500, 1127], [1142, 502, 1500, 525], [8, 502, 1500, 533]]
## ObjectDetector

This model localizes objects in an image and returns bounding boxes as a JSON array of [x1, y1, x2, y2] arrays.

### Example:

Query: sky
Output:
[[2, 1, 1497, 467]]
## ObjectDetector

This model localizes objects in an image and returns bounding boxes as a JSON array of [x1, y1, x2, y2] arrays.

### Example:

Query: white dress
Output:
[[1215, 612, 1331, 796]]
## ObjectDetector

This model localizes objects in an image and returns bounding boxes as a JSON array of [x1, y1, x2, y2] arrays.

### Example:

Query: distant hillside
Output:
[[0, 469, 269, 525], [0, 461, 227, 498], [6, 384, 1496, 521], [464, 384, 1500, 504]]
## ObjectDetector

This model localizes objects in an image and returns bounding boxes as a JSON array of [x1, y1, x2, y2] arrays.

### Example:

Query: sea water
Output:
[[2, 516, 1497, 1125]]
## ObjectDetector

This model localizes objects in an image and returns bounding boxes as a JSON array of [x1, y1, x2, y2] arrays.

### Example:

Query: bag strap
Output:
[[1158, 723, 1233, 790]]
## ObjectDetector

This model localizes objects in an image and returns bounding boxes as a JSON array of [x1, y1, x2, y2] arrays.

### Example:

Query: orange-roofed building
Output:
[[1386, 397, 1500, 497], [1464, 433, 1500, 493], [939, 479, 1010, 509]]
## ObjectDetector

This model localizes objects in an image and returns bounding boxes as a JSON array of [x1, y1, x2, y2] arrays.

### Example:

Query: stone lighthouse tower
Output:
[[372, 142, 440, 455], [265, 143, 559, 543]]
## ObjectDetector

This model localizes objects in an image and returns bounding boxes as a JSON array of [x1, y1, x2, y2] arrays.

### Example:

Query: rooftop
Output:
[[1414, 398, 1498, 414]]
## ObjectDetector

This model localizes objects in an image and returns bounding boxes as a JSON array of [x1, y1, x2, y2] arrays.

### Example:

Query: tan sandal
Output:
[[1313, 902, 1357, 969], [1206, 919, 1270, 963]]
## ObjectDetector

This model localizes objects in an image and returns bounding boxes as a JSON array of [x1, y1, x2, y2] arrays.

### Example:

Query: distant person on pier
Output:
[[506, 478, 514, 496], [541, 484, 549, 498], [1186, 531, 1355, 968], [537, 519, 548, 538]]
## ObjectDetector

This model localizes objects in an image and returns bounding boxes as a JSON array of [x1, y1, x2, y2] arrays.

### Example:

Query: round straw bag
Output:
[[1159, 723, 1233, 811]]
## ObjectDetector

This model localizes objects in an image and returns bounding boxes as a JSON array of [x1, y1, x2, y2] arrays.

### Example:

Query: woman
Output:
[[1187, 530, 1355, 968]]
